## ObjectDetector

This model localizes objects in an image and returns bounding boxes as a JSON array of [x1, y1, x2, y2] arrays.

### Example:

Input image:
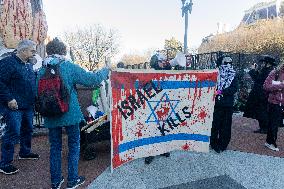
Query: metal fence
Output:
[[127, 51, 280, 111], [0, 51, 278, 133]]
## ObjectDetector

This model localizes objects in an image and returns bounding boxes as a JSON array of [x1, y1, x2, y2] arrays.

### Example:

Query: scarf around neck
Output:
[[43, 54, 67, 66]]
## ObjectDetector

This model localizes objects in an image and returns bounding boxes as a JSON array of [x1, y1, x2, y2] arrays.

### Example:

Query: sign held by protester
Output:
[[110, 69, 218, 170]]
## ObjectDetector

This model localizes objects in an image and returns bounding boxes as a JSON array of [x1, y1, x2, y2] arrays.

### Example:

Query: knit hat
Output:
[[259, 55, 277, 66]]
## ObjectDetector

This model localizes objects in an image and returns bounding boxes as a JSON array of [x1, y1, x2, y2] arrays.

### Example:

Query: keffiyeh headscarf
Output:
[[217, 64, 236, 90]]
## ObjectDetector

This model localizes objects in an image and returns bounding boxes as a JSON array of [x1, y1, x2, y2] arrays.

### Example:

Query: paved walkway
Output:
[[1, 114, 284, 188], [88, 150, 284, 189]]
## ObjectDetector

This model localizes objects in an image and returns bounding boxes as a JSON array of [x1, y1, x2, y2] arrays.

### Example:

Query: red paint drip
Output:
[[191, 81, 198, 113]]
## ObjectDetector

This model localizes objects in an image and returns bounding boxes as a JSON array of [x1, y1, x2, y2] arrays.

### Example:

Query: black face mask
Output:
[[223, 62, 231, 65]]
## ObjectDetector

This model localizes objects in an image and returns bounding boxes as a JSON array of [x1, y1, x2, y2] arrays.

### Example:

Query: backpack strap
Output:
[[44, 60, 65, 74]]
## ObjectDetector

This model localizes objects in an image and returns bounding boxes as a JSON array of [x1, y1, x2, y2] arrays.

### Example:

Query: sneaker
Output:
[[265, 143, 279, 151], [0, 165, 19, 175], [51, 177, 64, 189], [160, 152, 170, 157], [67, 176, 85, 189], [19, 153, 40, 160], [144, 156, 154, 164]]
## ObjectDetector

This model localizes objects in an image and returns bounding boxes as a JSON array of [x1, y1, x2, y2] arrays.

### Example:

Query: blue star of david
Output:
[[145, 92, 180, 127]]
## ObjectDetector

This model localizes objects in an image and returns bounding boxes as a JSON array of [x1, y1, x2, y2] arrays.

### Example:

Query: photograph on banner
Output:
[[110, 69, 218, 170]]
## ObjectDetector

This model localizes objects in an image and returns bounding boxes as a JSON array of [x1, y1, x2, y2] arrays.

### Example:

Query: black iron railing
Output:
[[126, 51, 280, 111]]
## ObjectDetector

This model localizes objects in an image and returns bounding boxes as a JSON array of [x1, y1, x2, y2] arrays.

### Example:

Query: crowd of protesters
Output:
[[0, 39, 109, 189], [0, 38, 283, 189]]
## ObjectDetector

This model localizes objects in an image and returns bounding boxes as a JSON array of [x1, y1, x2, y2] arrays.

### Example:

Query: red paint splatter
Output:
[[182, 143, 190, 151], [156, 106, 170, 120], [190, 119, 198, 126], [181, 121, 187, 127], [198, 110, 207, 120], [136, 130, 142, 137]]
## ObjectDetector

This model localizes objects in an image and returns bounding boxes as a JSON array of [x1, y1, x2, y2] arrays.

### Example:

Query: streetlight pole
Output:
[[181, 0, 193, 54]]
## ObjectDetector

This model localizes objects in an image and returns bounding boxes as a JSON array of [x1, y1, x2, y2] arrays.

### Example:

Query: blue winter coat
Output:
[[0, 54, 36, 110], [36, 57, 109, 128]]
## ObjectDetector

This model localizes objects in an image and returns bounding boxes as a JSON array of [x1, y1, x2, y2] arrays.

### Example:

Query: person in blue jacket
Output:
[[38, 38, 109, 189], [0, 40, 39, 175]]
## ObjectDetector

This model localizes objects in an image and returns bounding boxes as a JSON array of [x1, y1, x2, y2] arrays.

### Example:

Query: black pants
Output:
[[266, 103, 282, 145], [256, 102, 269, 131], [210, 107, 233, 151]]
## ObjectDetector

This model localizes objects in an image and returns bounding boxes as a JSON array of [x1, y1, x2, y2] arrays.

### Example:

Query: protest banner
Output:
[[110, 69, 218, 170]]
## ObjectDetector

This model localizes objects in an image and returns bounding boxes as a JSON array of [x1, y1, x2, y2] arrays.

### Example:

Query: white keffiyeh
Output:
[[217, 64, 236, 90]]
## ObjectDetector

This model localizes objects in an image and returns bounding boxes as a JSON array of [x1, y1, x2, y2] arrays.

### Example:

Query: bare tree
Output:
[[64, 24, 120, 71], [120, 48, 155, 66]]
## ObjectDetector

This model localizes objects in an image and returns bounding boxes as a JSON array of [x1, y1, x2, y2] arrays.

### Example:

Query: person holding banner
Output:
[[210, 56, 238, 153], [37, 38, 109, 189], [149, 52, 172, 70], [145, 53, 171, 164]]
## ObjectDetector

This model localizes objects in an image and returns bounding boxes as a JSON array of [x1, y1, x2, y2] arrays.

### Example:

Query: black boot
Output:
[[212, 145, 221, 153]]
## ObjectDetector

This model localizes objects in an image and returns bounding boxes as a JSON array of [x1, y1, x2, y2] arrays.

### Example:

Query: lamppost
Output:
[[181, 0, 193, 54]]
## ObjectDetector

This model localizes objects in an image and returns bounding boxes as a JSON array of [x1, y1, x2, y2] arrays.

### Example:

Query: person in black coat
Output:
[[210, 56, 238, 153], [243, 55, 277, 134], [145, 53, 171, 164]]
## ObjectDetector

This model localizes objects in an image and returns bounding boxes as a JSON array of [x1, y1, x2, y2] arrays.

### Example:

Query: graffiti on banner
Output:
[[110, 69, 218, 170]]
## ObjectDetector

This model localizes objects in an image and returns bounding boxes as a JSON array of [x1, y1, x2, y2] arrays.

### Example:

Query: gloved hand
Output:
[[216, 90, 222, 95]]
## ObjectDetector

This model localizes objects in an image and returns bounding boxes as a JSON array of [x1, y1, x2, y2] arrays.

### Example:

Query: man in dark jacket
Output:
[[210, 56, 238, 153], [243, 55, 277, 134], [0, 40, 39, 175]]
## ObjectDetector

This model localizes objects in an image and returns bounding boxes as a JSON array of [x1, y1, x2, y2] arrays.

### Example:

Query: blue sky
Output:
[[43, 0, 265, 57]]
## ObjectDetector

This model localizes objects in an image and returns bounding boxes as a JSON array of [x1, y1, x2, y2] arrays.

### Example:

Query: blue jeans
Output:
[[49, 124, 80, 184], [0, 108, 34, 167]]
